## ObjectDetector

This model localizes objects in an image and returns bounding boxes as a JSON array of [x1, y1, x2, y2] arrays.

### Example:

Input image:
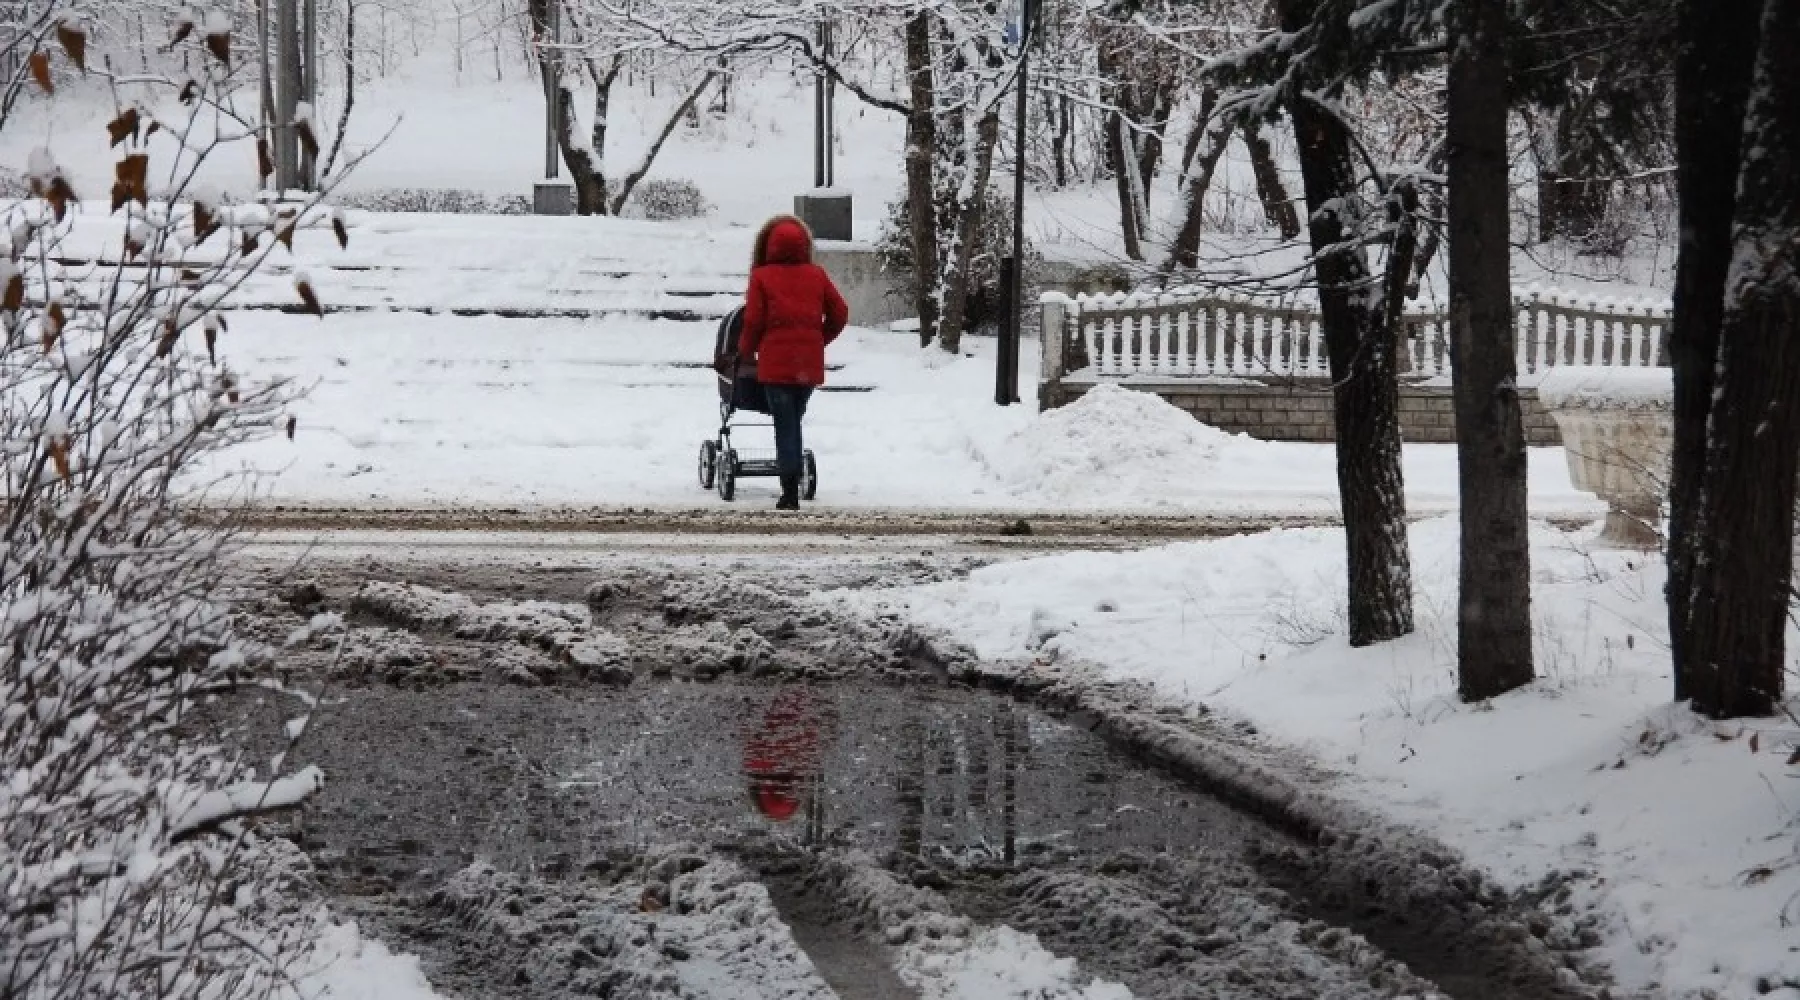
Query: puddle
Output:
[[276, 680, 1263, 891]]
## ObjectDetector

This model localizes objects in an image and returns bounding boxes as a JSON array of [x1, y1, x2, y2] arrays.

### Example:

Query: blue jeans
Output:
[[764, 385, 813, 478]]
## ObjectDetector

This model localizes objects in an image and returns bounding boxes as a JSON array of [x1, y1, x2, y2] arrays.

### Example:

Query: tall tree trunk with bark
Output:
[[1667, 0, 1763, 699], [1682, 0, 1800, 720], [528, 0, 605, 214], [936, 109, 1001, 354], [1165, 88, 1233, 272], [1105, 107, 1145, 260], [1447, 0, 1534, 701], [903, 13, 941, 348], [1283, 96, 1415, 641], [1244, 121, 1301, 239]]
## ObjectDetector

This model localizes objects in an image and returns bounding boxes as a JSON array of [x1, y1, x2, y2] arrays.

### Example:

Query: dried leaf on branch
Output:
[[107, 108, 141, 148], [56, 20, 86, 72], [48, 438, 69, 480], [43, 299, 66, 352], [294, 275, 322, 316], [28, 52, 51, 94]]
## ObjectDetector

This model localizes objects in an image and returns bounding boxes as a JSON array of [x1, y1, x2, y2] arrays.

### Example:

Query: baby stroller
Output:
[[697, 305, 818, 502]]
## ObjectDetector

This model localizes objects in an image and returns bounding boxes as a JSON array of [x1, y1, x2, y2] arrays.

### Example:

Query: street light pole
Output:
[[814, 20, 834, 189], [998, 0, 1034, 406], [543, 0, 560, 180]]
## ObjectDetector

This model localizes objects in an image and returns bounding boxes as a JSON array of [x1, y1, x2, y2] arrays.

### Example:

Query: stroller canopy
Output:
[[714, 305, 746, 368]]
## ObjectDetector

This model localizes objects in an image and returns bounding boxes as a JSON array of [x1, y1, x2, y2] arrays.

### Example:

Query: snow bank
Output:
[[981, 384, 1261, 505], [304, 920, 447, 999], [1536, 365, 1673, 410], [852, 519, 1800, 998]]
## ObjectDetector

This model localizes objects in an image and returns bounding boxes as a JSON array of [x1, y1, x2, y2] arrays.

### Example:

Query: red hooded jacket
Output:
[[740, 216, 849, 386]]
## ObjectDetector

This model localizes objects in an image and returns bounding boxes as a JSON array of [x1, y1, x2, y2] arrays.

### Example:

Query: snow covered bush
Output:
[[876, 184, 1038, 335], [627, 177, 712, 221], [0, 14, 343, 1000], [332, 187, 530, 215]]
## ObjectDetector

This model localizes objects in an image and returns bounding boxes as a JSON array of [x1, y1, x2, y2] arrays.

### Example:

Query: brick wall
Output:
[[1045, 380, 1563, 446]]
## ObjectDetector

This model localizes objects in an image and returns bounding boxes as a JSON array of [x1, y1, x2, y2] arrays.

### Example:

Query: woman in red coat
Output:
[[740, 215, 849, 509]]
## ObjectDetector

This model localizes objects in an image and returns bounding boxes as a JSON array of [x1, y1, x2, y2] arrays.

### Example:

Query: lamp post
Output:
[[264, 0, 318, 194], [997, 0, 1035, 406], [814, 20, 835, 189]]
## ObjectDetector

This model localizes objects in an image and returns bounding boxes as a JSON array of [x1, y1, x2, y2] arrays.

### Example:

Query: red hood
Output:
[[765, 220, 811, 265]]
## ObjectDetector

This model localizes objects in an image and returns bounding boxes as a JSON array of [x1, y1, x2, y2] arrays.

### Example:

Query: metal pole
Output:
[[1001, 0, 1033, 406], [276, 0, 299, 193], [813, 20, 826, 188], [258, 0, 276, 185], [539, 0, 559, 179], [301, 0, 316, 188], [823, 21, 835, 188]]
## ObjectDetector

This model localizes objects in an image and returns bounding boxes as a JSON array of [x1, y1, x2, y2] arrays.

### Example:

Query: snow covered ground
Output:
[[205, 308, 1602, 513], [139, 205, 1604, 514], [848, 515, 1800, 998]]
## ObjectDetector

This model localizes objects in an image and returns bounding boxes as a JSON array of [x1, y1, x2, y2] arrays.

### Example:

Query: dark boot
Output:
[[776, 474, 800, 510]]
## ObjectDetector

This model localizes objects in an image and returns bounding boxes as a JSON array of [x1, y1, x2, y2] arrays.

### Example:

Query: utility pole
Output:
[[266, 0, 317, 194], [542, 0, 560, 180], [813, 20, 835, 189], [997, 0, 1034, 406], [302, 0, 317, 186]]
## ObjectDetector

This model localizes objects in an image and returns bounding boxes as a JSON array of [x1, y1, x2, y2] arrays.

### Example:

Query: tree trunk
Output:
[[587, 57, 623, 215], [1667, 0, 1763, 699], [903, 13, 940, 349], [609, 71, 716, 214], [1682, 0, 1800, 720], [1288, 93, 1415, 646], [1165, 98, 1233, 273], [936, 109, 1001, 355], [1105, 108, 1144, 261], [1447, 0, 1533, 702], [1050, 94, 1071, 188], [321, 0, 357, 180], [1244, 121, 1301, 239]]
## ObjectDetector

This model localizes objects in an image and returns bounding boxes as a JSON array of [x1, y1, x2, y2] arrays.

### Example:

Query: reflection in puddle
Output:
[[550, 682, 1254, 863]]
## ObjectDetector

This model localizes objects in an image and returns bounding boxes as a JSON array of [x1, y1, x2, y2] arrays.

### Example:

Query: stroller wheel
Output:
[[800, 450, 818, 502], [698, 440, 718, 490], [717, 449, 738, 502]]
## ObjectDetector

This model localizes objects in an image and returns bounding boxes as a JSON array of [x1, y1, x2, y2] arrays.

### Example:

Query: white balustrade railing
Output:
[[1039, 285, 1671, 386]]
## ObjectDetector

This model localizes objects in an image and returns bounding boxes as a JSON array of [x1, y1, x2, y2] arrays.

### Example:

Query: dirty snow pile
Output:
[[421, 853, 836, 1000], [849, 517, 1800, 999], [980, 384, 1263, 506], [817, 850, 1133, 1000], [352, 582, 633, 684]]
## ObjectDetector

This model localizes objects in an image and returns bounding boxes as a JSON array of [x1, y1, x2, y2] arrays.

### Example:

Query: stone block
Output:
[[533, 181, 573, 216], [795, 190, 853, 242]]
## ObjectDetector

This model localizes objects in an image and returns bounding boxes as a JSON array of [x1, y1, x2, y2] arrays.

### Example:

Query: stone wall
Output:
[[1044, 380, 1563, 446]]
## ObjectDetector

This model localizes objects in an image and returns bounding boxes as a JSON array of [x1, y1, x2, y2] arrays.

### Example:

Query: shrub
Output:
[[627, 177, 713, 220], [333, 187, 530, 215], [2, 20, 335, 1000]]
